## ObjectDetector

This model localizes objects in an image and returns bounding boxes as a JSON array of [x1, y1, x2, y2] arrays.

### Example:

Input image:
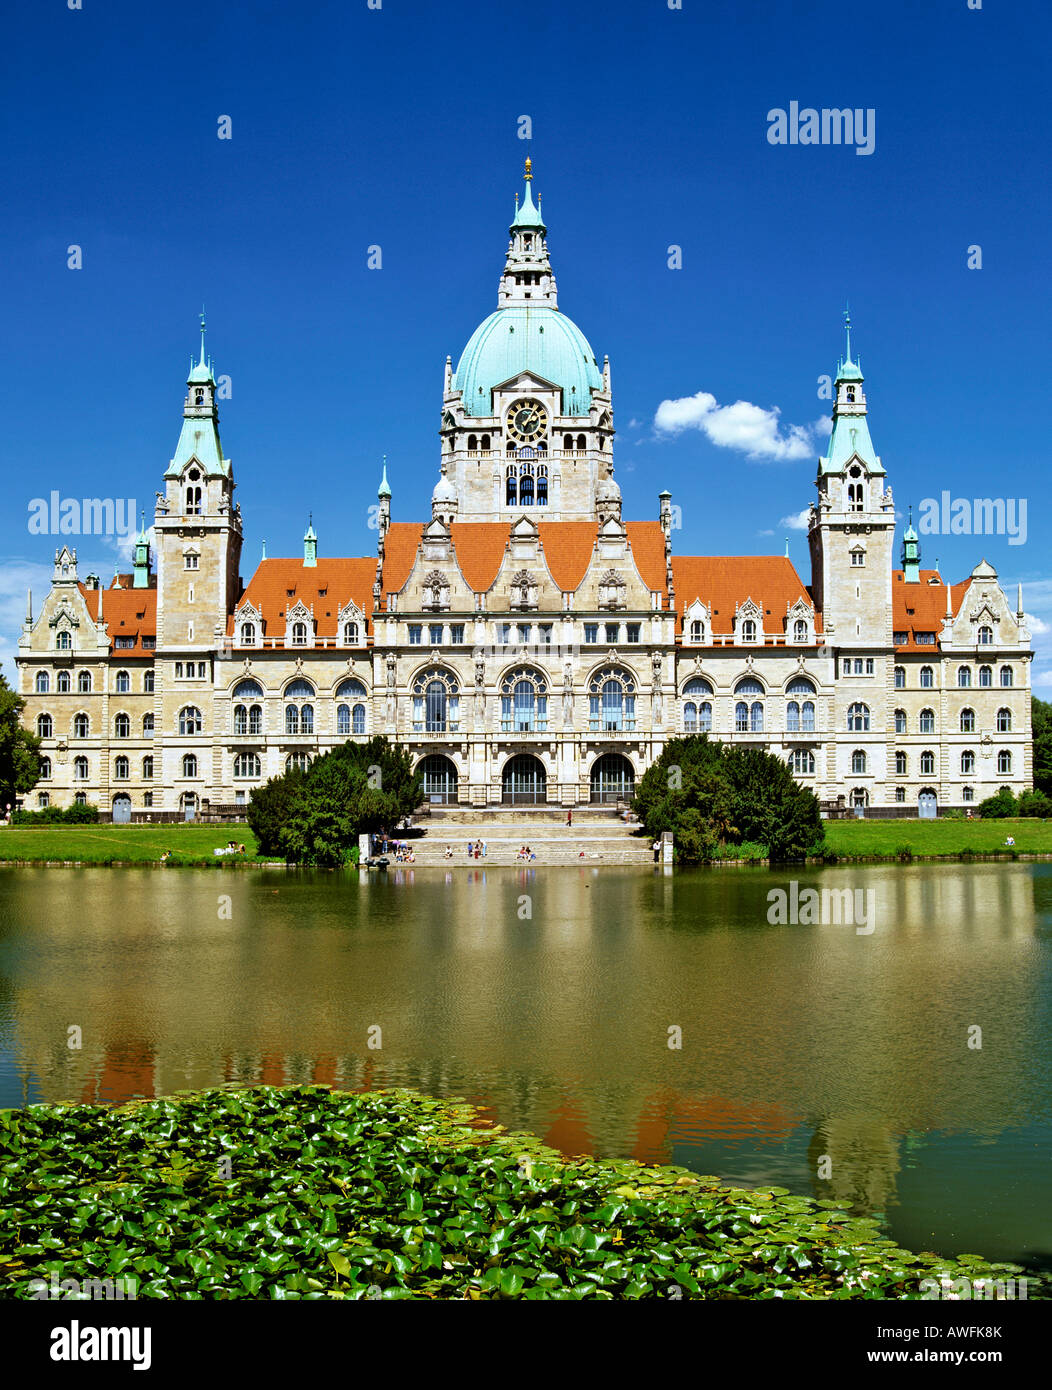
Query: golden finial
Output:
[[524, 155, 532, 181]]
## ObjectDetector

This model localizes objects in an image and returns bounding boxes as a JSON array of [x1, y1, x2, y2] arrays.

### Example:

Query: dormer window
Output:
[[741, 619, 756, 642], [292, 622, 307, 645], [344, 621, 359, 644]]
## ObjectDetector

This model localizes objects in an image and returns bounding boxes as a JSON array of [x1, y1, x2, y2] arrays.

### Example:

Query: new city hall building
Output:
[[17, 164, 1033, 820]]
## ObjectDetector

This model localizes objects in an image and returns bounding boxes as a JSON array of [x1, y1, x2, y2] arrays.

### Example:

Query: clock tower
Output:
[[437, 159, 617, 522]]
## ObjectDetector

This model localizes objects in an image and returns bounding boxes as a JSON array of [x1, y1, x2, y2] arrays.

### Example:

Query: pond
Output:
[[1, 861, 1050, 1272]]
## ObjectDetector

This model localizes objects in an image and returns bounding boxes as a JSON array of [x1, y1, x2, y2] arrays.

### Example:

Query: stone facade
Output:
[[15, 165, 1033, 818]]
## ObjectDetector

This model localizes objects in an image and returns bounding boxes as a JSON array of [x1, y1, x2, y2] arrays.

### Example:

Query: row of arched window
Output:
[[35, 669, 151, 694], [895, 664, 1014, 689], [687, 618, 810, 644], [235, 620, 362, 646], [891, 707, 1013, 734]]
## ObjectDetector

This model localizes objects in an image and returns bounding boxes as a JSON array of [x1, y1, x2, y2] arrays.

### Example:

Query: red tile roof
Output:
[[892, 570, 967, 650], [670, 556, 821, 636], [79, 581, 157, 654], [231, 558, 377, 639]]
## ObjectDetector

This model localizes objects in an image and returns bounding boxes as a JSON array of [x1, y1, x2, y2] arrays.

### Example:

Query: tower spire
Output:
[[501, 158, 557, 307], [199, 307, 207, 369]]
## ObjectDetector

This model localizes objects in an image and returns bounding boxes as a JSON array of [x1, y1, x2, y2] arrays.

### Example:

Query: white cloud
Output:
[[627, 418, 642, 430], [1025, 612, 1050, 635], [1033, 669, 1052, 687], [813, 415, 833, 437], [653, 390, 824, 461], [779, 508, 811, 532]]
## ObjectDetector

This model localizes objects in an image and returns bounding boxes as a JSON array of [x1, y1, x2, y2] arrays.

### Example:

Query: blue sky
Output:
[[3, 0, 1050, 681]]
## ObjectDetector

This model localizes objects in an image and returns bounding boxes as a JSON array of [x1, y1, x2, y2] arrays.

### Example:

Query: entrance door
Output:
[[419, 754, 458, 805], [182, 794, 197, 822], [112, 794, 132, 824], [502, 755, 547, 806], [590, 753, 635, 804], [918, 790, 937, 819]]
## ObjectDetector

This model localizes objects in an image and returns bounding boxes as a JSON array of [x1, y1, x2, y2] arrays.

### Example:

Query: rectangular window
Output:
[[114, 637, 134, 649], [517, 624, 532, 642], [626, 623, 641, 643], [408, 625, 422, 645], [450, 624, 465, 644], [584, 624, 598, 644], [854, 659, 863, 674], [893, 632, 908, 645], [198, 662, 207, 678], [175, 662, 184, 677], [429, 624, 443, 645], [141, 636, 155, 649], [605, 623, 620, 643], [842, 659, 851, 677], [865, 658, 874, 674], [895, 787, 905, 803], [915, 632, 935, 645], [539, 624, 553, 644], [497, 623, 511, 644]]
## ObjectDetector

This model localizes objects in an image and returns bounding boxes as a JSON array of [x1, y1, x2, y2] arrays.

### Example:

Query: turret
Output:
[[901, 508, 920, 583], [304, 516, 318, 567]]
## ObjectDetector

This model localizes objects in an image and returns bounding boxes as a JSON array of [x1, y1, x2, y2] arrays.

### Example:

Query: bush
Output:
[[633, 735, 825, 863], [978, 787, 1052, 819], [977, 788, 1018, 819], [246, 768, 307, 855], [11, 803, 99, 825]]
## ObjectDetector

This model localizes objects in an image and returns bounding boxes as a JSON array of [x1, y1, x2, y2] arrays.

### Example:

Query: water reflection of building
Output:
[[5, 863, 1046, 1225]]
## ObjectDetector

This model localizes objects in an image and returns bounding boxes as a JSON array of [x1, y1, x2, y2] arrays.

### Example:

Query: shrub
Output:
[[977, 787, 1018, 819], [11, 803, 99, 825]]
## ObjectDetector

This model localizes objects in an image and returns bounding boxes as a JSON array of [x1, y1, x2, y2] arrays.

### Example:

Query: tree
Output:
[[249, 738, 423, 867], [1032, 698, 1052, 798], [632, 735, 825, 863], [0, 673, 41, 809]]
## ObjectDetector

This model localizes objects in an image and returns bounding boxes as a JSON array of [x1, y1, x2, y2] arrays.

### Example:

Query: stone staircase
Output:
[[397, 806, 655, 866]]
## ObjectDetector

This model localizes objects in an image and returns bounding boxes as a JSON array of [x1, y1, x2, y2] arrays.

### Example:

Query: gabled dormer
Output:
[[684, 598, 711, 645], [284, 599, 315, 649], [734, 597, 764, 644]]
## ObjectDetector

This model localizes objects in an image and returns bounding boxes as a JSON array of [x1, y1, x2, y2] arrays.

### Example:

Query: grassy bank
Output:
[[0, 1086, 1035, 1300], [823, 817, 1052, 859], [0, 823, 268, 865]]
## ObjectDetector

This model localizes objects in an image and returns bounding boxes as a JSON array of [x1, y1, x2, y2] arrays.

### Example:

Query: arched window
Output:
[[467, 434, 478, 451], [142, 755, 153, 778], [58, 670, 71, 692], [291, 622, 307, 645], [894, 709, 907, 733], [895, 751, 907, 775], [919, 708, 935, 734], [143, 670, 154, 693], [920, 750, 935, 775], [847, 702, 870, 732], [233, 678, 264, 699], [741, 618, 757, 642], [683, 678, 713, 732], [114, 712, 130, 738], [336, 703, 351, 735], [894, 666, 905, 689], [39, 757, 52, 780], [249, 705, 262, 734], [186, 484, 202, 514], [35, 671, 49, 693], [178, 706, 202, 735], [352, 704, 366, 734], [343, 621, 359, 644], [576, 433, 587, 450], [78, 670, 92, 693], [785, 678, 815, 732], [285, 753, 312, 773], [182, 754, 198, 778], [588, 667, 636, 732], [285, 678, 315, 698], [412, 669, 460, 734], [335, 678, 366, 700], [735, 701, 749, 732], [920, 666, 934, 689], [851, 749, 867, 774], [961, 750, 975, 774], [978, 625, 993, 646], [786, 701, 800, 733], [519, 470, 534, 505], [115, 670, 130, 693], [790, 749, 814, 774], [480, 434, 491, 451], [563, 434, 573, 450], [73, 713, 89, 738], [74, 756, 88, 780], [234, 753, 261, 779], [999, 665, 1014, 687], [996, 708, 1012, 733], [793, 619, 808, 642], [979, 665, 992, 687], [234, 704, 248, 735], [536, 473, 548, 506], [960, 708, 975, 733], [240, 622, 256, 645], [56, 631, 71, 650], [957, 665, 972, 688], [689, 620, 702, 643], [37, 713, 52, 738], [500, 668, 548, 732], [847, 482, 864, 511], [506, 466, 517, 505], [114, 755, 129, 780], [998, 750, 1012, 774]]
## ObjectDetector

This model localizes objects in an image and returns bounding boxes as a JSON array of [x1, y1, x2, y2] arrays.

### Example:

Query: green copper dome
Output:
[[453, 304, 602, 418]]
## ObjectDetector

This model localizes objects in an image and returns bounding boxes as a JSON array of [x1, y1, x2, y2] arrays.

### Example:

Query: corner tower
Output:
[[807, 316, 895, 647], [440, 159, 616, 521], [154, 317, 243, 649]]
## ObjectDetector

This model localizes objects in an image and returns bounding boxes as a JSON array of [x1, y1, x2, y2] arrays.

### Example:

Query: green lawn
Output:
[[0, 823, 265, 865], [824, 817, 1052, 858]]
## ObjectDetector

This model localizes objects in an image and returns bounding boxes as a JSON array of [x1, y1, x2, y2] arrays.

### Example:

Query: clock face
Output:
[[507, 398, 548, 444]]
